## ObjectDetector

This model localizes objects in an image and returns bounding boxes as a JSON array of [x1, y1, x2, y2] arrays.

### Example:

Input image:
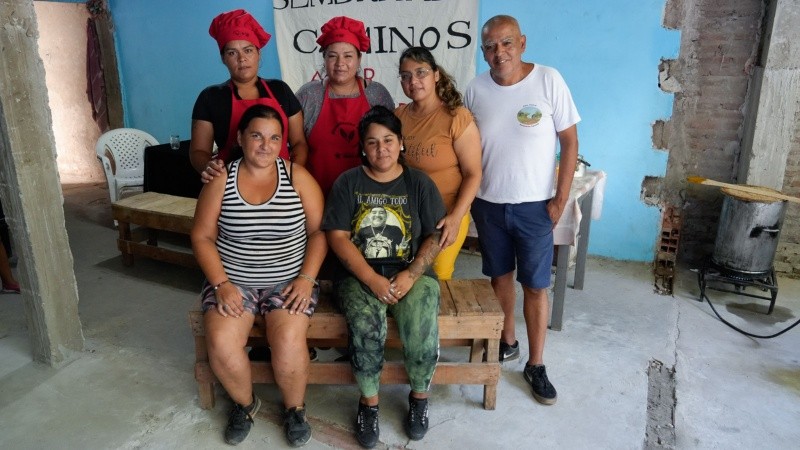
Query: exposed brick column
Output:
[[660, 0, 766, 264]]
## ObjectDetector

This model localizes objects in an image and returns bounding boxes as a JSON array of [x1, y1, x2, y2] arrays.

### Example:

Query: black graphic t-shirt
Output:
[[323, 166, 445, 270]]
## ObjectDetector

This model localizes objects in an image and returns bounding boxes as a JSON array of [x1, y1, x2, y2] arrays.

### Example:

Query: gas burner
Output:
[[697, 260, 778, 314]]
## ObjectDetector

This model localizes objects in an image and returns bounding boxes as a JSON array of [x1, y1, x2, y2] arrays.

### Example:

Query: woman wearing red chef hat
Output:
[[191, 9, 309, 183], [295, 16, 394, 197]]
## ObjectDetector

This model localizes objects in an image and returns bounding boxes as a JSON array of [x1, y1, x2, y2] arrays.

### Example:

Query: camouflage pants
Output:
[[336, 275, 440, 397]]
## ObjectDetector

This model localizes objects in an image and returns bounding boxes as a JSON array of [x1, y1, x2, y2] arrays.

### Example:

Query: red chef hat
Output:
[[209, 9, 271, 50], [316, 16, 370, 52]]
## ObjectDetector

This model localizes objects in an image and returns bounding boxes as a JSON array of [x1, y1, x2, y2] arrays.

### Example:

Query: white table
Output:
[[467, 170, 607, 331], [551, 170, 606, 330]]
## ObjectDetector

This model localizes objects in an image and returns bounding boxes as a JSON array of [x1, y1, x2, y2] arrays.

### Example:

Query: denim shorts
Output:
[[471, 198, 553, 289], [200, 279, 319, 317]]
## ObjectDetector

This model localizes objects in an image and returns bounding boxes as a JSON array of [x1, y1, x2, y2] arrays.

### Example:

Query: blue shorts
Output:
[[471, 198, 553, 289], [200, 280, 319, 317]]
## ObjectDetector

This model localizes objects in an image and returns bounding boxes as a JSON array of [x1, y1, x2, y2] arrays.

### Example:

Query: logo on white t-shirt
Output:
[[517, 105, 542, 127]]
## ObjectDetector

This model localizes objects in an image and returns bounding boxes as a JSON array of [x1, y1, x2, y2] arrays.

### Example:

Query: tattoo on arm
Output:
[[408, 232, 442, 280]]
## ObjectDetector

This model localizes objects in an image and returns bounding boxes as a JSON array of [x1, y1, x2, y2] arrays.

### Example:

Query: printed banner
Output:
[[273, 0, 479, 105]]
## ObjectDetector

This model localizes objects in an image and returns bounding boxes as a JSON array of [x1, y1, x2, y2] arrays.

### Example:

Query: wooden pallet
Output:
[[189, 278, 504, 410]]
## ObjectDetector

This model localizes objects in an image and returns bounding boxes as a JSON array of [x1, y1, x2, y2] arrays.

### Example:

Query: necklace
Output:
[[370, 222, 387, 237]]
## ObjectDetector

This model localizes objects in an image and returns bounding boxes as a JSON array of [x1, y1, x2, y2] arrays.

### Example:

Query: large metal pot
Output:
[[711, 186, 787, 276]]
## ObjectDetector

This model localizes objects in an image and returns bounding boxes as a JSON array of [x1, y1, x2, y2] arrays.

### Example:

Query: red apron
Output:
[[306, 78, 371, 196], [218, 79, 290, 163]]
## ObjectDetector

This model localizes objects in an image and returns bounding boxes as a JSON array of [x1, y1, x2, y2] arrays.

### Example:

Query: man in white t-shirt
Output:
[[464, 15, 580, 406]]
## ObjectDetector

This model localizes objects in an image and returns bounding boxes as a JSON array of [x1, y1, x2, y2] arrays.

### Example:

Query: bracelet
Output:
[[213, 280, 229, 291], [296, 273, 319, 287]]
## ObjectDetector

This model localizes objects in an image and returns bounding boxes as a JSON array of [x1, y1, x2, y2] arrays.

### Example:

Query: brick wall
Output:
[[662, 0, 768, 266]]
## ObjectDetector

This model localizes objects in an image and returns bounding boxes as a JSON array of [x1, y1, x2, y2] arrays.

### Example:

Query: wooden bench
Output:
[[189, 279, 504, 410], [113, 193, 504, 408], [111, 192, 198, 267]]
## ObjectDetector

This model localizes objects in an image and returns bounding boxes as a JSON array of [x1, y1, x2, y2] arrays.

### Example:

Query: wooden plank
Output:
[[196, 361, 499, 386], [470, 279, 503, 314], [113, 211, 194, 234], [314, 296, 336, 314], [470, 338, 485, 363], [307, 316, 349, 339], [117, 221, 133, 266], [112, 193, 196, 233], [485, 338, 500, 363], [191, 305, 503, 340], [448, 279, 484, 316], [114, 191, 197, 217], [484, 384, 497, 410], [438, 280, 457, 316], [117, 240, 198, 267]]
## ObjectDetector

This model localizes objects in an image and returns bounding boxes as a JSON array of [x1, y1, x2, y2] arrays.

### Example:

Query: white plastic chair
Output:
[[95, 128, 159, 203]]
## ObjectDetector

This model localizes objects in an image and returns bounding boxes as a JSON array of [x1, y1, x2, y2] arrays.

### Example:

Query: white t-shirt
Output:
[[464, 64, 581, 203]]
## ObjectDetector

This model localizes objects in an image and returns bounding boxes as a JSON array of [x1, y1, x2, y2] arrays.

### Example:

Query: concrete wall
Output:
[[772, 1, 800, 276], [779, 101, 800, 275], [35, 1, 104, 184]]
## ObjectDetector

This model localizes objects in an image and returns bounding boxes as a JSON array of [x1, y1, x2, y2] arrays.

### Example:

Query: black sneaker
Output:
[[224, 395, 261, 445], [355, 402, 380, 448], [524, 364, 557, 405], [405, 395, 429, 440], [284, 405, 312, 447], [499, 340, 520, 362]]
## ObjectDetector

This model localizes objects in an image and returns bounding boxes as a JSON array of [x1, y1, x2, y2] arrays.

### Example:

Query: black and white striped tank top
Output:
[[217, 158, 307, 287]]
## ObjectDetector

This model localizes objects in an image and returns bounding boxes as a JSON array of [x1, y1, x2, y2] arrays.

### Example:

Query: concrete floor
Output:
[[1, 183, 799, 449]]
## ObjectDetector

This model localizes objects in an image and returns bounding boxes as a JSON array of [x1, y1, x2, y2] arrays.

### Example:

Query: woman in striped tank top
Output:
[[192, 104, 326, 447]]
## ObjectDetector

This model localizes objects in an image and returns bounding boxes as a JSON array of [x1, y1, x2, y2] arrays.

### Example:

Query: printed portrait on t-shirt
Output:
[[351, 203, 412, 262]]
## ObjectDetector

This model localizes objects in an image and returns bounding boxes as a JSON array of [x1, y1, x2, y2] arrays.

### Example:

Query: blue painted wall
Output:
[[476, 1, 678, 261], [107, 0, 679, 262], [107, 1, 281, 143]]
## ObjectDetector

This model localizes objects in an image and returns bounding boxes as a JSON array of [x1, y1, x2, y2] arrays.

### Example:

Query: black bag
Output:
[[368, 257, 411, 278]]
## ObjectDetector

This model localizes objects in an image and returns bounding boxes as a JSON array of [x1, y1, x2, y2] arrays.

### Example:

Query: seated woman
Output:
[[191, 104, 326, 447], [322, 106, 446, 448]]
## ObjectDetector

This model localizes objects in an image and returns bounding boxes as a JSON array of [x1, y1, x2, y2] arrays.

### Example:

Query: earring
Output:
[[400, 145, 405, 152], [361, 151, 366, 156]]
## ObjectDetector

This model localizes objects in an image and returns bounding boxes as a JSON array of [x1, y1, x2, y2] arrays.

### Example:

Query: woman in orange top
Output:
[[395, 47, 482, 280]]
